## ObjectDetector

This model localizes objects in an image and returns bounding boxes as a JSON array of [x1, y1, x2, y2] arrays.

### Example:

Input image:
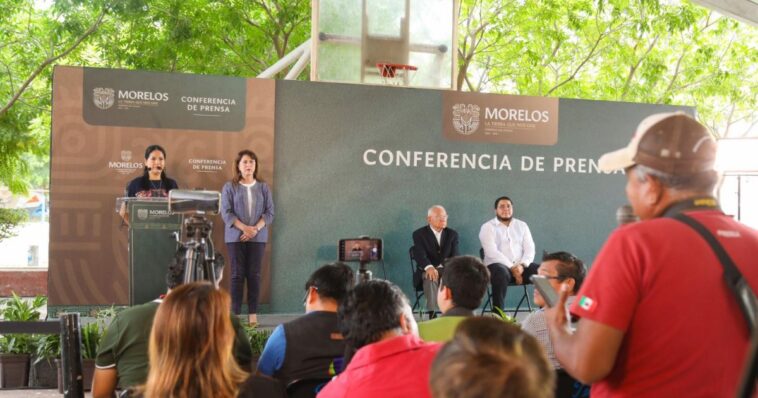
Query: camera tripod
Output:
[[173, 215, 218, 283]]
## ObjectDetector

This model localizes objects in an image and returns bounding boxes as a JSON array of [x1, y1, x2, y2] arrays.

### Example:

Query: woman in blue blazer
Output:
[[221, 149, 274, 325]]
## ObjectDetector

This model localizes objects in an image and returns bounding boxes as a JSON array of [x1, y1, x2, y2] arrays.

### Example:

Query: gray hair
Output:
[[428, 205, 446, 217], [633, 164, 718, 193]]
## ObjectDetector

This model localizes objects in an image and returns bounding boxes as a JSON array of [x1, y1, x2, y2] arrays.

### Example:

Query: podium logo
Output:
[[93, 87, 115, 110], [121, 151, 132, 161], [137, 209, 149, 220], [452, 104, 480, 135]]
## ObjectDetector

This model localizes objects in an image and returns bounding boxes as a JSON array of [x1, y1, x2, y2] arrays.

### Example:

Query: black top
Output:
[[276, 311, 345, 386], [238, 374, 286, 398], [130, 375, 285, 398], [126, 176, 178, 198]]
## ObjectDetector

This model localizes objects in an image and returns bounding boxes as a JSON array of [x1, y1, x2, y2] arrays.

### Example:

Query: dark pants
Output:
[[227, 241, 266, 314], [487, 262, 540, 311]]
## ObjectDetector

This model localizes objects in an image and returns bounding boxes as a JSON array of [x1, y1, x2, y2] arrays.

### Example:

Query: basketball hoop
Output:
[[376, 63, 418, 86]]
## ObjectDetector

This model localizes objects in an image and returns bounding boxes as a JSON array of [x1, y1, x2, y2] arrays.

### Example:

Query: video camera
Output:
[[168, 190, 223, 284]]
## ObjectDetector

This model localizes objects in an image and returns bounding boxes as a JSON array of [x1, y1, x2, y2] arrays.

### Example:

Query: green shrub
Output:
[[0, 208, 27, 241], [33, 334, 60, 364], [0, 293, 46, 354], [243, 325, 272, 356]]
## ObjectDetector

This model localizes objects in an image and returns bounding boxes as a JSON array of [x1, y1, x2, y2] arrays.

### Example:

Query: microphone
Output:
[[616, 204, 639, 226]]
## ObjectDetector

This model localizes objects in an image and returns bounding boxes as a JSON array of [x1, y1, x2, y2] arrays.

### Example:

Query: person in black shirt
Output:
[[125, 144, 179, 198], [120, 144, 178, 226]]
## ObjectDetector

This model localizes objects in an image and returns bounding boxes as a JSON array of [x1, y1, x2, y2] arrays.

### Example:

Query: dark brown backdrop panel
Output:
[[49, 66, 275, 305]]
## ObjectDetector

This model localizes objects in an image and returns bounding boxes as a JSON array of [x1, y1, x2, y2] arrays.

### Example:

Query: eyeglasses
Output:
[[303, 285, 318, 304], [540, 275, 565, 281]]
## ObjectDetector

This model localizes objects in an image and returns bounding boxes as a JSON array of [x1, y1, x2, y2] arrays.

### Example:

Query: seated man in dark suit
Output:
[[412, 205, 460, 318], [257, 262, 354, 386]]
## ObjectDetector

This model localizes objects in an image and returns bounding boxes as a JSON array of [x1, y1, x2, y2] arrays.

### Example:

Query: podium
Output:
[[117, 198, 183, 305]]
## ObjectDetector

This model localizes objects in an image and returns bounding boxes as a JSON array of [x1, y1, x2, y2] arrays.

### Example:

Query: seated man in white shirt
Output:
[[479, 196, 540, 312]]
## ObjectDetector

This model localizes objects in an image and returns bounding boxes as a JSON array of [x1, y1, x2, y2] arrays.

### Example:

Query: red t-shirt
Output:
[[571, 210, 758, 398], [317, 334, 441, 398]]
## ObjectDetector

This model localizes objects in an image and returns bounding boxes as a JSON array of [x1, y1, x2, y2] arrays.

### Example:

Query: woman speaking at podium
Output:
[[126, 144, 179, 198], [221, 149, 274, 326], [120, 144, 179, 226]]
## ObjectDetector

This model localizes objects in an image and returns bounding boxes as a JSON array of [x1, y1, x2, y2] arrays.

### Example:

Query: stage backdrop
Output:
[[268, 81, 691, 313], [49, 66, 275, 306], [49, 66, 691, 313]]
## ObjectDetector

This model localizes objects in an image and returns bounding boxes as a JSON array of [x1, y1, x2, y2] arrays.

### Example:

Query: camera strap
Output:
[[669, 210, 758, 333]]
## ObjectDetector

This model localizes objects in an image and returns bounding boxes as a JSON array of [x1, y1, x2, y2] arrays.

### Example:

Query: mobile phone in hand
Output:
[[530, 275, 559, 307]]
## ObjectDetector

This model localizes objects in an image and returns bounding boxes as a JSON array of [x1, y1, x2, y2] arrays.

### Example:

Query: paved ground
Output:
[[0, 390, 89, 398]]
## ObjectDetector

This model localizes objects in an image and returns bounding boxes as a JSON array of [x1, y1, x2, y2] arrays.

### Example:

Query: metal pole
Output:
[[60, 313, 84, 398], [257, 39, 311, 79], [737, 175, 742, 221]]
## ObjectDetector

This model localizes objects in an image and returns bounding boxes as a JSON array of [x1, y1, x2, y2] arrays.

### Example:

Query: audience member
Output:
[[318, 280, 441, 398], [479, 196, 540, 311], [412, 205, 460, 318], [546, 112, 758, 397], [418, 256, 489, 342], [521, 251, 586, 369], [92, 249, 252, 398], [257, 262, 354, 386], [430, 317, 554, 398], [139, 282, 285, 398]]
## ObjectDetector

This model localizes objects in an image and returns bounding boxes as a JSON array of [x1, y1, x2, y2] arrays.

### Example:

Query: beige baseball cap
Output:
[[598, 112, 717, 175]]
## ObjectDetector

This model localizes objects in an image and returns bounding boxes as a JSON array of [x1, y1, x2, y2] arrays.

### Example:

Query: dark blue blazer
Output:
[[411, 226, 459, 290]]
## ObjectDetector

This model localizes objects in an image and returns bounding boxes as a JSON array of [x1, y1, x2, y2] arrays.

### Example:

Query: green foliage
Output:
[[0, 293, 47, 354], [0, 208, 27, 241], [459, 0, 758, 138], [1, 0, 312, 194], [1, 293, 46, 322], [242, 324, 272, 356], [33, 333, 60, 363], [1, 0, 757, 194], [80, 320, 105, 359], [33, 307, 119, 362]]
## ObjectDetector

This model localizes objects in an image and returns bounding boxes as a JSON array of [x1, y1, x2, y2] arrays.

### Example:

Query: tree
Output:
[[0, 0, 312, 194], [0, 0, 110, 194], [457, 0, 758, 138], [0, 208, 27, 241]]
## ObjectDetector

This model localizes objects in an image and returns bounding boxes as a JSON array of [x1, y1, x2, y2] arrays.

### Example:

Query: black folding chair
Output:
[[479, 248, 533, 317], [409, 246, 426, 319]]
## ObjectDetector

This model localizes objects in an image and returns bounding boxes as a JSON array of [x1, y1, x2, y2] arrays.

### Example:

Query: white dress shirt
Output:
[[478, 217, 535, 268], [241, 181, 257, 219], [424, 226, 444, 271]]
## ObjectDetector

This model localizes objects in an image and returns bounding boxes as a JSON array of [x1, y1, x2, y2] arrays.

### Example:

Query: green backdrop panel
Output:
[[268, 80, 691, 313]]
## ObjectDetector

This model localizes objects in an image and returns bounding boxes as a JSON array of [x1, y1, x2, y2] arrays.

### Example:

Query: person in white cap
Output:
[[543, 112, 758, 397]]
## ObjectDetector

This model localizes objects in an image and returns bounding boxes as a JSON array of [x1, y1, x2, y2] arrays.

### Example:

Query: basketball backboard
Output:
[[311, 0, 457, 89]]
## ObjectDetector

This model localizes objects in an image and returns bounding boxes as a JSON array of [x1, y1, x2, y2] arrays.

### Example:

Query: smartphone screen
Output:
[[338, 238, 382, 262], [530, 275, 559, 307]]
